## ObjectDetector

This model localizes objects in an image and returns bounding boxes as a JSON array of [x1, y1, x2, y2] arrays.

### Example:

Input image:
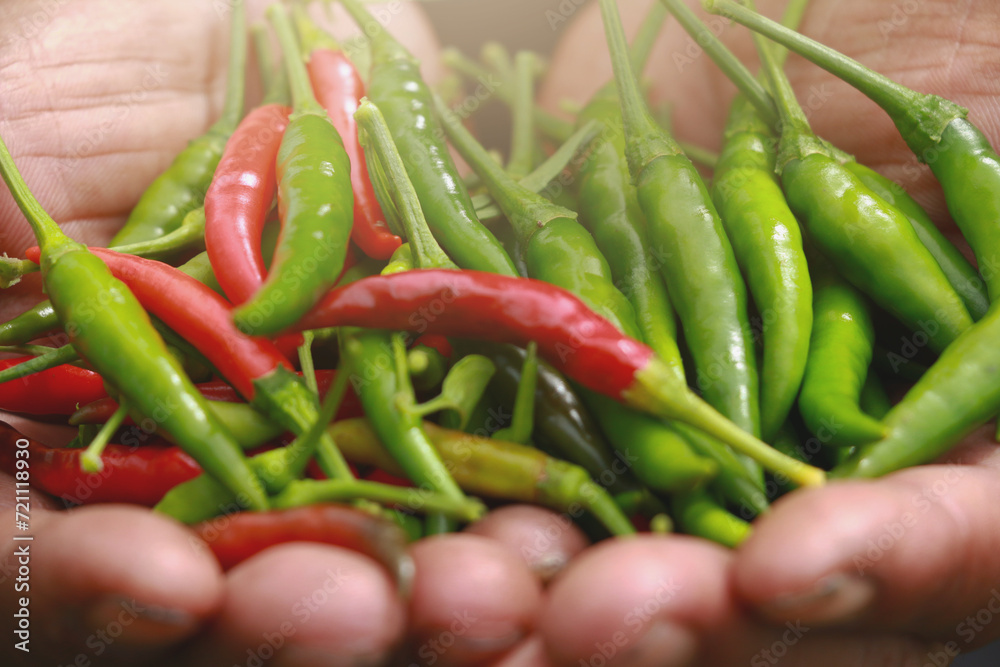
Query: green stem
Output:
[[111, 207, 206, 259], [0, 134, 69, 250], [211, 0, 247, 134], [0, 344, 78, 383], [0, 257, 39, 288], [292, 3, 339, 55], [355, 99, 457, 269], [80, 400, 129, 473], [493, 342, 537, 444], [678, 141, 719, 168], [506, 52, 537, 179], [597, 0, 681, 176], [776, 0, 812, 65], [481, 41, 514, 84], [629, 1, 669, 74], [273, 479, 486, 522], [297, 331, 318, 393], [267, 4, 326, 117], [251, 21, 276, 96], [283, 361, 350, 478], [659, 0, 777, 127]]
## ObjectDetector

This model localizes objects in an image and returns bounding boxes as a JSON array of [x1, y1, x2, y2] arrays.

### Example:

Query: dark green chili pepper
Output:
[[798, 264, 886, 447], [711, 94, 811, 441], [0, 132, 268, 512], [746, 6, 972, 354], [598, 0, 761, 438], [338, 0, 518, 276], [233, 6, 354, 335], [0, 301, 59, 346], [110, 0, 246, 246], [843, 161, 989, 321]]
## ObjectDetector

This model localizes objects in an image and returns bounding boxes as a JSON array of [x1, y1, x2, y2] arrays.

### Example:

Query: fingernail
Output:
[[608, 621, 697, 667], [82, 596, 196, 645], [758, 573, 875, 625]]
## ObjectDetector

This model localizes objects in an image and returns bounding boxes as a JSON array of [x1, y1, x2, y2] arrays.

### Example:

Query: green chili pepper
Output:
[[233, 6, 354, 335], [672, 487, 752, 548], [338, 0, 518, 276], [843, 161, 989, 321], [597, 0, 761, 439], [744, 3, 972, 354], [110, 0, 246, 246], [711, 94, 811, 441], [798, 264, 886, 447], [859, 371, 893, 421], [0, 132, 268, 512]]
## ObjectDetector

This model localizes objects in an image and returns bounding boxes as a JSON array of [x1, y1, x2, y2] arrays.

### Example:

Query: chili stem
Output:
[[110, 207, 206, 259], [629, 1, 669, 74], [493, 342, 537, 444], [267, 4, 326, 117], [0, 257, 38, 287], [273, 479, 486, 522], [659, 0, 777, 127], [80, 400, 129, 473], [0, 134, 66, 249], [210, 0, 247, 135], [507, 51, 538, 179], [283, 362, 350, 480], [297, 331, 319, 394], [355, 100, 457, 269], [0, 344, 78, 384]]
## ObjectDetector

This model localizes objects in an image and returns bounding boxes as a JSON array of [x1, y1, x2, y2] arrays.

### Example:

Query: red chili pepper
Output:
[[0, 425, 201, 505], [204, 103, 291, 305], [0, 356, 107, 415], [190, 504, 414, 595], [293, 270, 827, 488], [304, 32, 401, 259], [411, 334, 453, 358], [24, 246, 291, 401]]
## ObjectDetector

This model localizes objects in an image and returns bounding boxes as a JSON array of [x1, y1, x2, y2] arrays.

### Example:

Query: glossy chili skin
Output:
[[0, 427, 202, 506], [330, 418, 634, 536], [339, 0, 517, 276], [205, 103, 291, 305], [781, 153, 973, 352], [798, 267, 886, 447], [0, 301, 58, 345], [574, 86, 684, 379], [232, 112, 354, 336], [844, 160, 989, 321], [833, 299, 1000, 478], [466, 340, 628, 492], [297, 270, 653, 398], [192, 504, 413, 593], [712, 95, 811, 441], [0, 356, 106, 415], [307, 47, 402, 260]]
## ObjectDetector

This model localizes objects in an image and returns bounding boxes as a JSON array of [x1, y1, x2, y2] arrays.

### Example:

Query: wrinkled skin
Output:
[[3, 0, 1000, 665]]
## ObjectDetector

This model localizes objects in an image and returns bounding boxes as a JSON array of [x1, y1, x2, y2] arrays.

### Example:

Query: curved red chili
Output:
[[0, 425, 201, 506], [302, 21, 401, 259], [204, 103, 291, 305], [0, 356, 107, 415], [190, 504, 413, 594]]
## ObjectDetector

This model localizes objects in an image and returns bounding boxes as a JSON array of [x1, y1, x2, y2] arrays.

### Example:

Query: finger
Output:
[[465, 505, 589, 583], [0, 504, 223, 664], [406, 533, 543, 666], [186, 542, 405, 667], [488, 635, 552, 667], [734, 456, 1000, 647], [537, 535, 941, 667]]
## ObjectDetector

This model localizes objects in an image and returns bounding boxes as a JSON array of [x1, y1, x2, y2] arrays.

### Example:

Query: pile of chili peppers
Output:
[[2, 0, 1000, 577]]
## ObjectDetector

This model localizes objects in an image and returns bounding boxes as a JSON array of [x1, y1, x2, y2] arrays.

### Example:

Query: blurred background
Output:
[[423, 1, 1000, 665]]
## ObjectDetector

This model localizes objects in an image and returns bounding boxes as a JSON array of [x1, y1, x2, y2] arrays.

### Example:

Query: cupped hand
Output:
[[533, 1, 1000, 665]]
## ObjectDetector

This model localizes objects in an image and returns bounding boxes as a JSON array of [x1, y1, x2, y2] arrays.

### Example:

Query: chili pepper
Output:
[[798, 264, 886, 447], [0, 355, 106, 415], [0, 425, 202, 506], [671, 487, 752, 548], [294, 8, 402, 260], [111, 206, 207, 261], [733, 3, 973, 354], [338, 0, 518, 276], [842, 161, 989, 321], [832, 300, 1000, 478], [463, 341, 628, 491], [597, 0, 761, 439], [0, 300, 59, 346], [579, 390, 717, 494], [675, 423, 770, 516], [330, 418, 635, 537], [574, 85, 685, 380], [434, 94, 641, 341], [0, 343, 78, 385], [24, 246, 354, 486], [231, 5, 354, 336], [2, 136, 268, 511], [191, 504, 415, 596], [707, 0, 1000, 302], [204, 103, 291, 305], [294, 269, 825, 487], [110, 0, 247, 246], [859, 371, 893, 421], [71, 380, 243, 425]]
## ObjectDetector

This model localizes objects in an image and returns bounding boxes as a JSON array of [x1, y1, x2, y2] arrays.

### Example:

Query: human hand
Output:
[[532, 1, 1000, 665]]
